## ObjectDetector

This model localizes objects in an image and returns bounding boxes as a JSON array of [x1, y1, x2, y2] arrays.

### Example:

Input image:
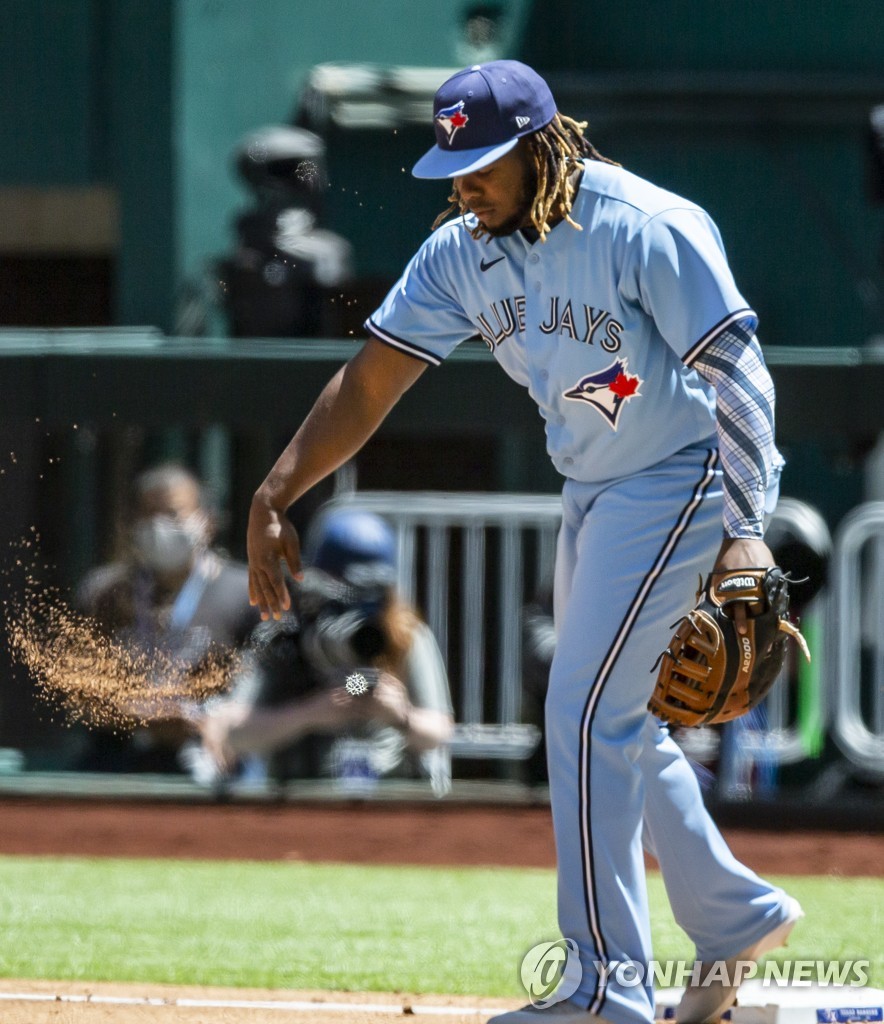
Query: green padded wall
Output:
[[0, 0, 101, 185], [524, 0, 884, 74]]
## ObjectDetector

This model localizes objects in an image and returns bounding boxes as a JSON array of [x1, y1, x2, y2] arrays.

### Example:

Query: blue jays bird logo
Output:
[[436, 101, 469, 144], [563, 358, 642, 429]]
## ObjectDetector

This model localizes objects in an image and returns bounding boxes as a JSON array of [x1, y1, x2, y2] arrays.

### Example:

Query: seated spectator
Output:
[[76, 463, 259, 771], [198, 508, 453, 794]]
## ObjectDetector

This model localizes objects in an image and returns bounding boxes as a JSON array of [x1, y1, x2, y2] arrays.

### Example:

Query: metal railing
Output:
[[832, 501, 884, 777], [316, 492, 562, 760], [318, 491, 884, 781]]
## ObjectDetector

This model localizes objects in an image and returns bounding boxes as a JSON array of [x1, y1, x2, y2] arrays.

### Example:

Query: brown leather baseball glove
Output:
[[648, 567, 811, 728]]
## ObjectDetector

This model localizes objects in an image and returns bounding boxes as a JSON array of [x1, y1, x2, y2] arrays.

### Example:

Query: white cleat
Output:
[[487, 999, 608, 1024], [676, 896, 804, 1023]]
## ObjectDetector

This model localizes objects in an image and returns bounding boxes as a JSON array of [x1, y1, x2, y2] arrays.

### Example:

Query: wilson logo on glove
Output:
[[648, 567, 811, 728], [719, 575, 758, 592]]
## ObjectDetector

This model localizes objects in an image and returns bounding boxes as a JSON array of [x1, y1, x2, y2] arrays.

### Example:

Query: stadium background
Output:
[[1, 0, 883, 784], [0, 2, 881, 1016], [1, 0, 883, 776]]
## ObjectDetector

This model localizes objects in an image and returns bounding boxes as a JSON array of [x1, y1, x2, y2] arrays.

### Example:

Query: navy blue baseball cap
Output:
[[412, 60, 557, 180]]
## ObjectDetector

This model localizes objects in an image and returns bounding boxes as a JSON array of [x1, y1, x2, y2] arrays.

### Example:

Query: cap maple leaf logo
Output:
[[608, 371, 640, 399], [435, 101, 470, 143]]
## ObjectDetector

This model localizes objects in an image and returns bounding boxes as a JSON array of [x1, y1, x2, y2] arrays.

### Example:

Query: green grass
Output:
[[0, 856, 879, 995]]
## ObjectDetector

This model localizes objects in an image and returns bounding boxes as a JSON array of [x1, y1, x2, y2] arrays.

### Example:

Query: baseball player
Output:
[[248, 61, 802, 1024]]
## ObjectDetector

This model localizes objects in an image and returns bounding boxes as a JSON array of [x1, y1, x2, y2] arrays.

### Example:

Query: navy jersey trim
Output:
[[682, 308, 756, 368], [364, 318, 443, 367], [577, 448, 720, 1016]]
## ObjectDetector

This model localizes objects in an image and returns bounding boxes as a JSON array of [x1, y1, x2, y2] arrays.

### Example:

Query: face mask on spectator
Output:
[[133, 514, 207, 573]]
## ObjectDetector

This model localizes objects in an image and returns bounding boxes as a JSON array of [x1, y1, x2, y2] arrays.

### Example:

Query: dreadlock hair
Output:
[[432, 113, 619, 243]]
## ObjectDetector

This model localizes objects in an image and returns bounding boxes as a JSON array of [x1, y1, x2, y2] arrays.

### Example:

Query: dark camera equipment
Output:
[[217, 125, 352, 338], [295, 567, 392, 676], [344, 669, 382, 696]]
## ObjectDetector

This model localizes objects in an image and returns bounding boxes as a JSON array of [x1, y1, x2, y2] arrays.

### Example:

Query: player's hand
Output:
[[247, 490, 302, 620], [711, 536, 775, 635]]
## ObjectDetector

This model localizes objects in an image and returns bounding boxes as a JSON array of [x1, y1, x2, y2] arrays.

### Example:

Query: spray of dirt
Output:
[[3, 536, 240, 732]]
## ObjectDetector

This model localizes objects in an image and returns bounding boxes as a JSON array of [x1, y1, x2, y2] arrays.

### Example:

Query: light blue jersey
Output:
[[367, 160, 756, 483]]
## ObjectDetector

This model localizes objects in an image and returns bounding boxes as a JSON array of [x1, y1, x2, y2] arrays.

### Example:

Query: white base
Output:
[[656, 983, 884, 1024]]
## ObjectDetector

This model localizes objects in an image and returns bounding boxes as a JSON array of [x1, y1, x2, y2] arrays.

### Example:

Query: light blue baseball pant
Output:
[[547, 443, 794, 1024]]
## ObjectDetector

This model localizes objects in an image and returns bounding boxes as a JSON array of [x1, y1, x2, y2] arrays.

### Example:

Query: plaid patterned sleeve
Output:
[[693, 319, 783, 539]]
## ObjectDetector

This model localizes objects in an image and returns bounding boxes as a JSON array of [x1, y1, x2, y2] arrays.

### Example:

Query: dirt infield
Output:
[[0, 797, 880, 875]]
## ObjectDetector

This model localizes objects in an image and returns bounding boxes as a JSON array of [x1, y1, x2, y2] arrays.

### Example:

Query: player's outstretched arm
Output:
[[248, 338, 427, 618]]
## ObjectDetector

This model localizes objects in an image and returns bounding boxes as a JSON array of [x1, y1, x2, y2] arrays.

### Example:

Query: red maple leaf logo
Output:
[[608, 371, 640, 399], [450, 110, 468, 128]]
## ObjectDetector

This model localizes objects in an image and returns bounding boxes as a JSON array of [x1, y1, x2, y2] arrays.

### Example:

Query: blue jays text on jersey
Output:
[[366, 159, 757, 484], [476, 294, 624, 353]]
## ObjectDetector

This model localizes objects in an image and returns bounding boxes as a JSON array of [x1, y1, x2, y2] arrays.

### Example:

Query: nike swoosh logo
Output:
[[480, 256, 506, 272]]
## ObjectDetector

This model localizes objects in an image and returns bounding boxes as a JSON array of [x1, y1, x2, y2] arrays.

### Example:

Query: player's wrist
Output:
[[252, 480, 293, 517]]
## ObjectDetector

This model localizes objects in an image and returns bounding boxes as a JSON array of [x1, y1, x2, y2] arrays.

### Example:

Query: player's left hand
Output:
[[711, 536, 775, 635], [247, 492, 302, 620]]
